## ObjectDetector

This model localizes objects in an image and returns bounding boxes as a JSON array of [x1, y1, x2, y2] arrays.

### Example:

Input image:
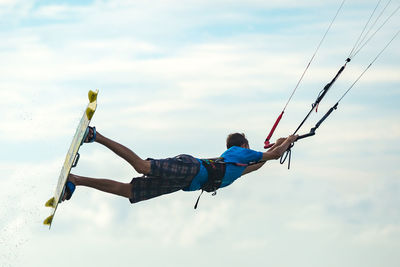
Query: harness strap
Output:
[[194, 158, 226, 209], [194, 190, 204, 209]]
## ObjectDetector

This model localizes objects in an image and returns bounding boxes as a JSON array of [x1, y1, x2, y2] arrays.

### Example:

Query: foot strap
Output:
[[82, 126, 96, 144]]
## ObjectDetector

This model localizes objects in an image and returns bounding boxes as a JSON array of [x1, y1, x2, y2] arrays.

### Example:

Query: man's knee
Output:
[[118, 183, 133, 199]]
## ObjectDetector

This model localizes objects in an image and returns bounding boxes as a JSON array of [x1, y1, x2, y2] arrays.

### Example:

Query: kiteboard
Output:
[[43, 89, 99, 228]]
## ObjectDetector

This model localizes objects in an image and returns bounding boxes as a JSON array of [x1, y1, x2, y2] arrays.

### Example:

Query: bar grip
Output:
[[297, 132, 315, 140]]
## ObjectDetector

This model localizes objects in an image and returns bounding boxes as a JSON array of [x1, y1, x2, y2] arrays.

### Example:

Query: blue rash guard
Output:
[[183, 146, 263, 191]]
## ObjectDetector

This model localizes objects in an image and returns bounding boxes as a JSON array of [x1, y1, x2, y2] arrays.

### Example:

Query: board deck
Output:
[[43, 90, 98, 228]]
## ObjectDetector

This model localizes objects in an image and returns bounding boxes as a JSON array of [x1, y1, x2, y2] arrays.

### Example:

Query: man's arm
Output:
[[242, 161, 266, 175], [242, 135, 298, 175], [261, 135, 297, 161]]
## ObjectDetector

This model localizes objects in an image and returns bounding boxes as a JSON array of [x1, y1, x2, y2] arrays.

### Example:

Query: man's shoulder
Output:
[[223, 146, 260, 154], [223, 146, 263, 163]]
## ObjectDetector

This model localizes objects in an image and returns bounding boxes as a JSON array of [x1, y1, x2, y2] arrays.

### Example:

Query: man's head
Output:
[[226, 133, 249, 149]]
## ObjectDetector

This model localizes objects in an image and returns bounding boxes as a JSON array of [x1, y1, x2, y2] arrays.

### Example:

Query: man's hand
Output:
[[267, 137, 286, 151], [286, 135, 298, 144], [279, 135, 298, 154], [263, 135, 298, 160], [244, 135, 299, 175]]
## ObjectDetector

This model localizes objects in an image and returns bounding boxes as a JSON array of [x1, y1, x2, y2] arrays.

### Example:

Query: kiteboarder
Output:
[[62, 126, 297, 205]]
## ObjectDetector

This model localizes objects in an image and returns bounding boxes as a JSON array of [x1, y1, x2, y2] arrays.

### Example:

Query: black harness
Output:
[[194, 158, 226, 209]]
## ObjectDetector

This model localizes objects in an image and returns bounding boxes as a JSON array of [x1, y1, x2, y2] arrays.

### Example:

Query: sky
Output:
[[0, 0, 399, 266]]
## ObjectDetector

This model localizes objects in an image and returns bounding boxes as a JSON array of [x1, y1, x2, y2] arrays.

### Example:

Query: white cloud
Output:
[[33, 4, 78, 19], [0, 0, 16, 5], [355, 225, 400, 245]]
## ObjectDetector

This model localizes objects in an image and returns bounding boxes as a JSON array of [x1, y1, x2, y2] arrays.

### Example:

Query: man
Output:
[[62, 127, 298, 207]]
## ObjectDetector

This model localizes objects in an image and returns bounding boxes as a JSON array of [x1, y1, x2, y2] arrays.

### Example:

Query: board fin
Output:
[[86, 106, 96, 120], [88, 89, 98, 103], [45, 197, 56, 208], [86, 90, 98, 119], [43, 215, 54, 226]]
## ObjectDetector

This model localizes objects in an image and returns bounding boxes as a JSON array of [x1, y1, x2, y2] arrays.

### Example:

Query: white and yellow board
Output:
[[44, 90, 98, 228]]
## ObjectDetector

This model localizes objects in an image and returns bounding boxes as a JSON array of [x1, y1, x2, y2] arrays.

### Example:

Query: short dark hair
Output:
[[226, 133, 248, 149]]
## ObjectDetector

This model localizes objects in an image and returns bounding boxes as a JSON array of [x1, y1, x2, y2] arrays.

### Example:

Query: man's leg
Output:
[[95, 131, 151, 175], [65, 174, 132, 200]]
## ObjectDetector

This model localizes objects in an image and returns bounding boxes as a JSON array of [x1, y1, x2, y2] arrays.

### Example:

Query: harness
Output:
[[194, 158, 226, 209]]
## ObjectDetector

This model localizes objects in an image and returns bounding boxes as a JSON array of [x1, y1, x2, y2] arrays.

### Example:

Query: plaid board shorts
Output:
[[129, 154, 200, 204]]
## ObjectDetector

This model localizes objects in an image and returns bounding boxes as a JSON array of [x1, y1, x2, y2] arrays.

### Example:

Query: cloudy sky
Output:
[[1, 0, 399, 266]]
